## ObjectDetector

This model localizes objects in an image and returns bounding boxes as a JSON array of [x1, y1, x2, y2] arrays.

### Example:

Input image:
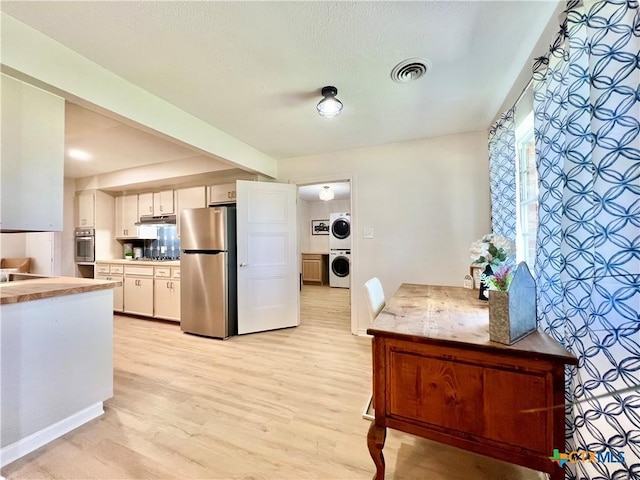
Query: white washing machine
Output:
[[330, 212, 351, 250], [329, 250, 351, 288]]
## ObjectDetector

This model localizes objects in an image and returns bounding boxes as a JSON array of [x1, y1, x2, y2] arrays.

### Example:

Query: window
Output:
[[515, 111, 538, 270]]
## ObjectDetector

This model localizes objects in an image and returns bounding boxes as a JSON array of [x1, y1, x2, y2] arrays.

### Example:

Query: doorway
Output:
[[296, 179, 354, 334]]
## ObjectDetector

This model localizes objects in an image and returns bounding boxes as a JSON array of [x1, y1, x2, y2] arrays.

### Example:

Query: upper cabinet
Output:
[[208, 183, 236, 205], [75, 190, 118, 260], [1, 74, 64, 232], [176, 186, 206, 236], [77, 192, 95, 227], [115, 194, 139, 238], [138, 190, 174, 216], [138, 192, 154, 217], [153, 190, 174, 215]]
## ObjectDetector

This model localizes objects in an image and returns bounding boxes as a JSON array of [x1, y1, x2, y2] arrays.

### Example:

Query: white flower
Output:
[[469, 233, 515, 266], [493, 236, 515, 256]]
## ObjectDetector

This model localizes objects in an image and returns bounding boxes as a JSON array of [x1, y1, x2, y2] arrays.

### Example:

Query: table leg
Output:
[[367, 421, 386, 479], [550, 465, 565, 480]]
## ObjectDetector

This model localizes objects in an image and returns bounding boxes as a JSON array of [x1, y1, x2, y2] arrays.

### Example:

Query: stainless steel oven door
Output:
[[75, 235, 95, 263]]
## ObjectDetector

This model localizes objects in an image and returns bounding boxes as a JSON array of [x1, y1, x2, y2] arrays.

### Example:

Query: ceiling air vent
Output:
[[390, 58, 432, 83]]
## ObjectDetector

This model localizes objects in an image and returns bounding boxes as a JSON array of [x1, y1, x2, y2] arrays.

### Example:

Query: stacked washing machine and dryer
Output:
[[329, 212, 350, 288]]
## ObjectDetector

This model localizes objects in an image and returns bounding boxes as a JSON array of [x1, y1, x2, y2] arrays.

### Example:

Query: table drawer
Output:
[[172, 268, 180, 278], [110, 265, 124, 274]]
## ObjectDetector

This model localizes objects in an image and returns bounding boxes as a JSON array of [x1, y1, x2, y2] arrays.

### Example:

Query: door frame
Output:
[[292, 173, 357, 335]]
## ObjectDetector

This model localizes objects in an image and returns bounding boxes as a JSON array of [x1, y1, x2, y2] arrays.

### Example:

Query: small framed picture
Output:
[[470, 265, 484, 289], [311, 219, 329, 235]]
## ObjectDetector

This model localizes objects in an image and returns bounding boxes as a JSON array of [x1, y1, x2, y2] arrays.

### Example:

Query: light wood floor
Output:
[[2, 285, 544, 479]]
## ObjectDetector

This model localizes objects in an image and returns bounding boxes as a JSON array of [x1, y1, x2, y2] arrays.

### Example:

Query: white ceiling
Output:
[[2, 1, 559, 178]]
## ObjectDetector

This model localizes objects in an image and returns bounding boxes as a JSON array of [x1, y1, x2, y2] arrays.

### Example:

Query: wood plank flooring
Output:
[[2, 285, 545, 479]]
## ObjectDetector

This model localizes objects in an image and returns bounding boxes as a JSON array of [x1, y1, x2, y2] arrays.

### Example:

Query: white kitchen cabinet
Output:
[[1, 74, 65, 232], [176, 186, 206, 235], [123, 265, 154, 316], [154, 278, 180, 321], [77, 192, 95, 227], [76, 190, 118, 260], [208, 183, 236, 205], [138, 192, 154, 217], [115, 194, 139, 238], [153, 190, 174, 215], [96, 273, 124, 312], [95, 262, 124, 312]]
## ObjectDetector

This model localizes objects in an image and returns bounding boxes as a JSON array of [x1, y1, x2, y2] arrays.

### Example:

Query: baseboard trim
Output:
[[1, 402, 104, 467]]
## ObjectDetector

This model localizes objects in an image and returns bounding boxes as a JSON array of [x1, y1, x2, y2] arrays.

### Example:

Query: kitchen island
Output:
[[0, 276, 120, 467]]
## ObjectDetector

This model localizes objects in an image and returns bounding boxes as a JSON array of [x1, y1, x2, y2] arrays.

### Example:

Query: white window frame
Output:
[[514, 110, 538, 270]]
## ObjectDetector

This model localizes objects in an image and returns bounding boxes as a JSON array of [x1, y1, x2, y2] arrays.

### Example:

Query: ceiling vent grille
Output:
[[390, 58, 431, 83]]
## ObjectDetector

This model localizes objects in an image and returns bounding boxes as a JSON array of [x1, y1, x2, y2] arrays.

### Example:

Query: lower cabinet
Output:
[[123, 275, 154, 317], [154, 278, 180, 321], [97, 262, 180, 321], [302, 253, 328, 285], [96, 274, 124, 312]]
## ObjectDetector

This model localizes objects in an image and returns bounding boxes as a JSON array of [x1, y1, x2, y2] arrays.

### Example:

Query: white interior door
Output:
[[236, 180, 299, 334]]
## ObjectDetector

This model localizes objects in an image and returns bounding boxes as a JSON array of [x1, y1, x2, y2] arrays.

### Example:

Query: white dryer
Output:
[[329, 250, 350, 288], [330, 212, 351, 250]]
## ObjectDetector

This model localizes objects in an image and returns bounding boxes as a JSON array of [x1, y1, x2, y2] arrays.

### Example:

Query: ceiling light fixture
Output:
[[316, 86, 343, 118], [67, 148, 93, 161], [319, 186, 335, 201]]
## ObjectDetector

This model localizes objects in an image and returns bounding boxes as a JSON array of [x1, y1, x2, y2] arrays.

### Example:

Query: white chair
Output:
[[364, 277, 385, 322], [362, 277, 385, 421]]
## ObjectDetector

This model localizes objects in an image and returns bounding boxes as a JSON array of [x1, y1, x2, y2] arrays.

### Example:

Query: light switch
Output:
[[363, 228, 374, 239]]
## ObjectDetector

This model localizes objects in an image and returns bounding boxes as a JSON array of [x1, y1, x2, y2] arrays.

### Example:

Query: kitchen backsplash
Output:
[[145, 225, 180, 258]]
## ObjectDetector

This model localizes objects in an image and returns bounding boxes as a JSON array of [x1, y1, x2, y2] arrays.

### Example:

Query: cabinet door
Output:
[[96, 273, 123, 312], [123, 276, 154, 316], [153, 190, 174, 215], [208, 183, 236, 205], [138, 192, 154, 217], [116, 195, 139, 238], [154, 278, 180, 321], [176, 186, 206, 236], [302, 258, 322, 283], [77, 192, 95, 227]]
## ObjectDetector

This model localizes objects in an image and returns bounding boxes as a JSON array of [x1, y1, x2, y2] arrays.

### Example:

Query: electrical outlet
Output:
[[363, 228, 374, 239]]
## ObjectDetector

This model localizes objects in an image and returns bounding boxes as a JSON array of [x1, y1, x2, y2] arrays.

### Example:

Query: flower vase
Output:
[[478, 264, 492, 301]]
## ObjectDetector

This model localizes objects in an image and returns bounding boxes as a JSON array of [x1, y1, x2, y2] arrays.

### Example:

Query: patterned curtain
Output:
[[488, 109, 517, 242], [533, 1, 639, 478]]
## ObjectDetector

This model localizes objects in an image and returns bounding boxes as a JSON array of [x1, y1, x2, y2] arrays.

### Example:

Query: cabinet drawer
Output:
[[124, 265, 154, 276], [110, 265, 124, 274], [172, 268, 180, 278], [155, 267, 171, 277], [96, 264, 110, 274]]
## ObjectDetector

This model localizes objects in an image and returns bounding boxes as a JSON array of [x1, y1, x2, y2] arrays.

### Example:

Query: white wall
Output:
[[0, 233, 26, 258], [300, 199, 350, 253], [278, 131, 491, 334]]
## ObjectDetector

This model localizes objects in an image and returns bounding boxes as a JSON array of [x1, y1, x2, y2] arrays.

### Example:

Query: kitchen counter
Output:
[[1, 276, 115, 466], [96, 259, 180, 266], [0, 276, 121, 305]]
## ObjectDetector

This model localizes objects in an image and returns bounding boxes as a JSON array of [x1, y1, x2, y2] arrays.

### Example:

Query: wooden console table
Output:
[[366, 284, 577, 479]]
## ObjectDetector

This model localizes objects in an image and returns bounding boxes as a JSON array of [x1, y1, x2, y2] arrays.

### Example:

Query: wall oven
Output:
[[74, 227, 95, 263]]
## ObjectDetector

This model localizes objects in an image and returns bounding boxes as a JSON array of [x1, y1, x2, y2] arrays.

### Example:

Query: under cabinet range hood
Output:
[[136, 214, 176, 225]]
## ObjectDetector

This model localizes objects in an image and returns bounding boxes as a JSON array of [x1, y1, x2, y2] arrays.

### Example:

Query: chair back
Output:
[[1, 257, 31, 273], [364, 277, 385, 322]]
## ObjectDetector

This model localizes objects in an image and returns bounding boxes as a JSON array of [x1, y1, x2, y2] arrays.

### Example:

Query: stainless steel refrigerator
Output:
[[180, 207, 237, 338]]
